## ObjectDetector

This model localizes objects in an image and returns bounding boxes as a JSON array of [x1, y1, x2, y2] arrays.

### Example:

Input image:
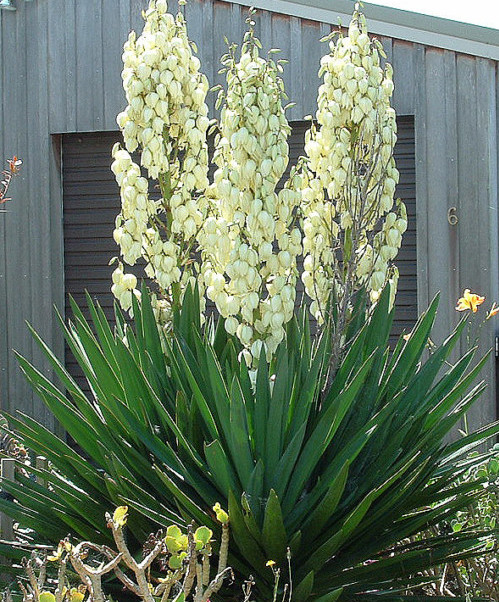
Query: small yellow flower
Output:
[[112, 505, 129, 528], [266, 560, 276, 567], [47, 541, 71, 562], [456, 289, 485, 313], [486, 302, 499, 320], [213, 502, 229, 524], [68, 588, 85, 602]]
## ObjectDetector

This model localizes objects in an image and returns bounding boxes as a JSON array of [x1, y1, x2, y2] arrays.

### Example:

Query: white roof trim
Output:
[[221, 0, 499, 61]]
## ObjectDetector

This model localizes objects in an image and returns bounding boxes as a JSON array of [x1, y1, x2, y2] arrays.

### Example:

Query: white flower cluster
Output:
[[118, 0, 209, 181], [112, 0, 210, 317], [198, 35, 301, 362], [112, 147, 157, 264], [302, 9, 406, 320], [111, 263, 138, 312], [362, 199, 407, 300]]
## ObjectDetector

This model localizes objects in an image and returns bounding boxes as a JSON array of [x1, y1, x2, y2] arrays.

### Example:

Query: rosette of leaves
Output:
[[2, 285, 499, 601]]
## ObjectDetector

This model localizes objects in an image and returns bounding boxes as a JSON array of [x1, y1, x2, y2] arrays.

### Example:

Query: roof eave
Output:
[[220, 0, 499, 61]]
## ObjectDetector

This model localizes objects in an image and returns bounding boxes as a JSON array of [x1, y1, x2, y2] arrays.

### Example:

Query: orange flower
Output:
[[456, 289, 485, 313], [7, 156, 22, 175], [486, 302, 499, 320]]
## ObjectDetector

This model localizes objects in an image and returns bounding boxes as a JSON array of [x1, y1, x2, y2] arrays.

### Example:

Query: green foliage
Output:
[[421, 450, 499, 599], [3, 284, 499, 600]]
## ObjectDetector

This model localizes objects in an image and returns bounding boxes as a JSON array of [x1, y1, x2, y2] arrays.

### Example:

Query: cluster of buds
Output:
[[301, 5, 406, 322], [199, 18, 302, 363], [112, 0, 210, 319], [110, 261, 138, 312]]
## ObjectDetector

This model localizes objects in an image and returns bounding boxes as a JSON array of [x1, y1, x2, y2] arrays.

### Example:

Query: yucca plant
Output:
[[2, 283, 498, 601]]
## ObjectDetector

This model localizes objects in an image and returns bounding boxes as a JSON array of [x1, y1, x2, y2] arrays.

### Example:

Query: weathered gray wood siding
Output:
[[0, 0, 497, 430]]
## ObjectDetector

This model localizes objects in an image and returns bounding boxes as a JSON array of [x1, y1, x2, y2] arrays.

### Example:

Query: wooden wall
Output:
[[0, 0, 497, 432]]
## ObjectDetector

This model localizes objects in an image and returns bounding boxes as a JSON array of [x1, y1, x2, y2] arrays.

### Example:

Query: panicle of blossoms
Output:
[[111, 261, 138, 312], [112, 0, 210, 319], [198, 19, 302, 364], [301, 5, 406, 324]]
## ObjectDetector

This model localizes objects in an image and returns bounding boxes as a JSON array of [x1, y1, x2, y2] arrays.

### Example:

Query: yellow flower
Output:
[[47, 541, 71, 562], [47, 546, 63, 562], [456, 289, 485, 313], [68, 588, 85, 602], [486, 302, 499, 320], [266, 560, 276, 567], [213, 502, 229, 524], [112, 505, 129, 528]]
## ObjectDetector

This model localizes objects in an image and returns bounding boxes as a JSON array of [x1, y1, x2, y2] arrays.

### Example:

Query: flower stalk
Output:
[[300, 4, 405, 372], [199, 13, 302, 363]]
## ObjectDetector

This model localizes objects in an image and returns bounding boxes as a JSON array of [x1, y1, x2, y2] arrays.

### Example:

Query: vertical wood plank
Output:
[[414, 44, 429, 313], [0, 10, 8, 413], [229, 2, 243, 49], [185, 0, 204, 79], [64, 0, 77, 132], [378, 34, 393, 68], [271, 15, 291, 119], [456, 56, 479, 297], [184, 0, 211, 111], [470, 57, 498, 429], [75, 0, 97, 130], [169, 0, 179, 15], [212, 1, 231, 92], [119, 0, 131, 41], [288, 17, 302, 121], [4, 1, 33, 419], [392, 40, 415, 115], [47, 0, 67, 133], [456, 54, 485, 432], [259, 8, 272, 55], [202, 0, 215, 96], [47, 134, 65, 421], [93, 0, 105, 130], [443, 50, 459, 367], [425, 49, 451, 345], [103, 0, 127, 129], [300, 19, 322, 119], [27, 0, 55, 428], [130, 0, 148, 34]]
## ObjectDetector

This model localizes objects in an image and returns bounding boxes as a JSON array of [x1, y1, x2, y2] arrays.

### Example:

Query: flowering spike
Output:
[[112, 0, 210, 323], [198, 29, 302, 362], [301, 8, 405, 324]]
